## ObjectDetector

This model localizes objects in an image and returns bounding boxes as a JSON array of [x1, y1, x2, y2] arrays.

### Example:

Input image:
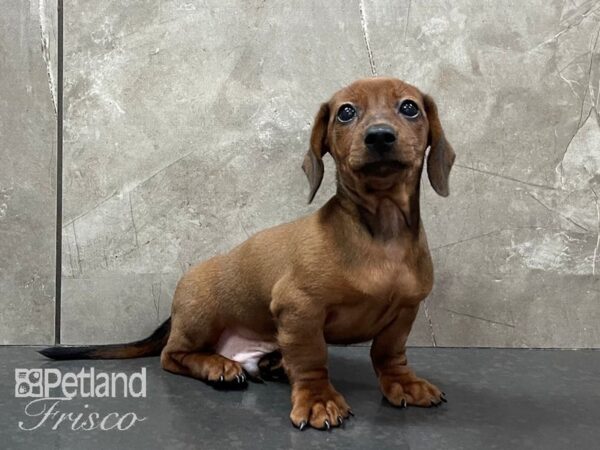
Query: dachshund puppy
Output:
[[41, 77, 455, 431]]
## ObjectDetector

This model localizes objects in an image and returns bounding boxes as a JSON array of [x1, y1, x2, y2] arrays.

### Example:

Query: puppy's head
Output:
[[302, 77, 455, 203]]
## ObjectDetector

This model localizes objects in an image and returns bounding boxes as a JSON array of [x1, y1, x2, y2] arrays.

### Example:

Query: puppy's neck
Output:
[[335, 176, 421, 241], [359, 195, 418, 241]]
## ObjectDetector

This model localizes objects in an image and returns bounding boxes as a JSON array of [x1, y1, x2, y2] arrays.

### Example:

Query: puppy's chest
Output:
[[347, 244, 430, 303], [324, 250, 431, 344]]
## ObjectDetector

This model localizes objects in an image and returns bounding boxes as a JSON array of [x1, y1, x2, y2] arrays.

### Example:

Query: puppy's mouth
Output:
[[359, 160, 406, 178]]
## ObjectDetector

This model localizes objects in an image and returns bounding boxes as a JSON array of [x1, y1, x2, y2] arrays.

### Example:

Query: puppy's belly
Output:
[[215, 327, 278, 375]]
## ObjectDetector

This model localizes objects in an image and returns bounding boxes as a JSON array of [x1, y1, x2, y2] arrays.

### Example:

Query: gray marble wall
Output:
[[2, 1, 599, 347], [0, 0, 57, 344]]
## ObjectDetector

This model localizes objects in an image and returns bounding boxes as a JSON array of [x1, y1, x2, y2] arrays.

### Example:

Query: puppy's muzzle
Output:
[[364, 124, 396, 154]]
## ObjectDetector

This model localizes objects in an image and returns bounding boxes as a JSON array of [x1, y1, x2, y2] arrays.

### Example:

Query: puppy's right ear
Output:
[[302, 103, 330, 203]]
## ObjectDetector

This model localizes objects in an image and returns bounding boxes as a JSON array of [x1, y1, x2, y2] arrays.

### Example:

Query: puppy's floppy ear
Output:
[[423, 94, 456, 197], [302, 103, 330, 203]]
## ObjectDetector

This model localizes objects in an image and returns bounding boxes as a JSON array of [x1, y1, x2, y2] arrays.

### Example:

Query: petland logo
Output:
[[15, 368, 147, 431]]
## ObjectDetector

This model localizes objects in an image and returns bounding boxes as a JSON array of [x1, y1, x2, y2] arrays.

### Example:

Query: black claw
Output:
[[219, 375, 224, 382], [298, 421, 307, 431], [441, 393, 447, 403], [323, 420, 330, 430], [348, 410, 355, 417], [400, 398, 407, 408], [337, 415, 343, 426]]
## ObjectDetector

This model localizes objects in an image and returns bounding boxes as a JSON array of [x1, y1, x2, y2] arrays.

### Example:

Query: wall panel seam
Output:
[[54, 0, 63, 345]]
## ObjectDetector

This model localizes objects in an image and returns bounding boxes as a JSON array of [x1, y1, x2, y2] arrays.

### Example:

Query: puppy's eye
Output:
[[399, 100, 420, 119], [337, 104, 356, 123]]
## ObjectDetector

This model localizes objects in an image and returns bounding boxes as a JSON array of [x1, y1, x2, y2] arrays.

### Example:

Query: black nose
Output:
[[364, 125, 396, 153]]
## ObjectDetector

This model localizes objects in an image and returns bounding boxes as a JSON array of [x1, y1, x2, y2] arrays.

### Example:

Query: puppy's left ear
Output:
[[423, 94, 456, 197], [302, 103, 330, 203]]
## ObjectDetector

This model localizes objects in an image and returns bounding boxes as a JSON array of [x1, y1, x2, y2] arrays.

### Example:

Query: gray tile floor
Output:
[[1, 346, 599, 449]]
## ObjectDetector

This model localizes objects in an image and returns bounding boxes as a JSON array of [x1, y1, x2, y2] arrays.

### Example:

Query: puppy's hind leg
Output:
[[257, 350, 287, 382], [163, 350, 248, 388], [160, 274, 247, 388]]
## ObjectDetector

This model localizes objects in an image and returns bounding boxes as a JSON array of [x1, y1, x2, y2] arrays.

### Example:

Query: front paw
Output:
[[379, 371, 446, 407], [290, 381, 352, 430]]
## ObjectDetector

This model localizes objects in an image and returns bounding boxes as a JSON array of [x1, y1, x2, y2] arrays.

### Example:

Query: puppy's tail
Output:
[[38, 318, 171, 360]]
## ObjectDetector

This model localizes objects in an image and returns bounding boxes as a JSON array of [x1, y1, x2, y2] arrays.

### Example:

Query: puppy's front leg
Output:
[[272, 283, 351, 430], [370, 305, 446, 407]]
